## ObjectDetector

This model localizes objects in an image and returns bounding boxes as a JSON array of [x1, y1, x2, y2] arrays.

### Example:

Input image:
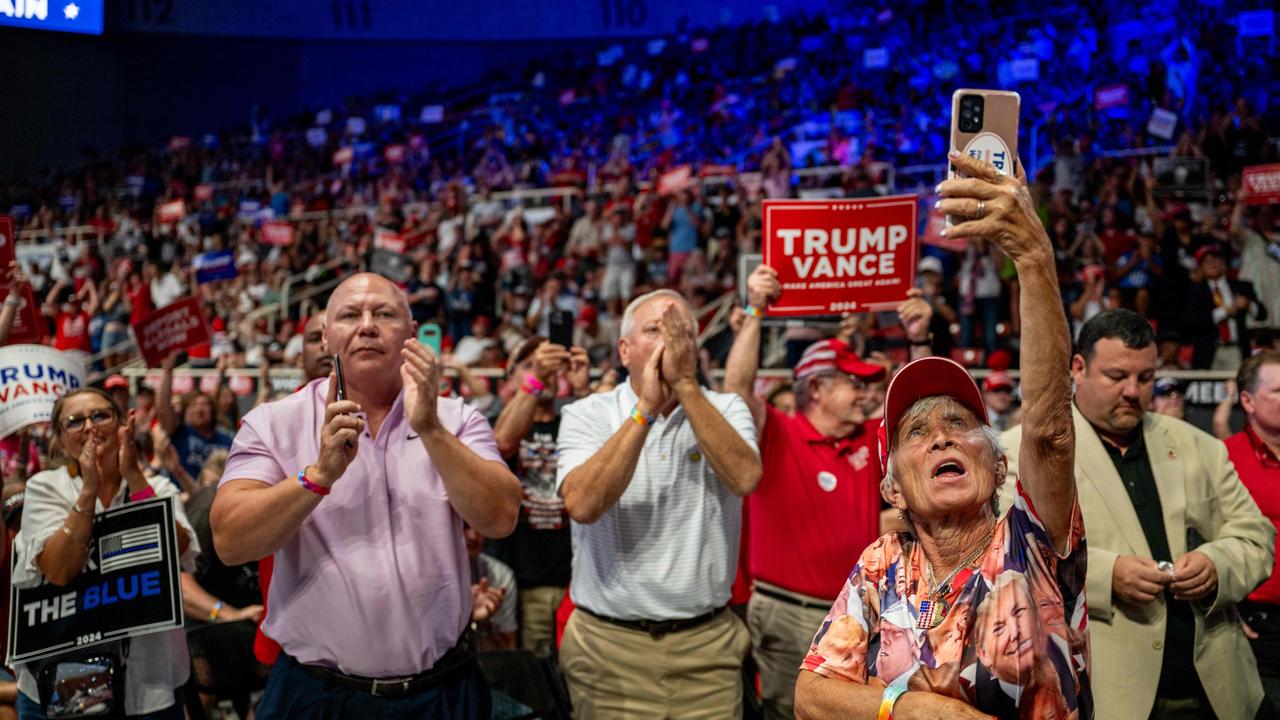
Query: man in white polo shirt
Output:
[[556, 289, 762, 719]]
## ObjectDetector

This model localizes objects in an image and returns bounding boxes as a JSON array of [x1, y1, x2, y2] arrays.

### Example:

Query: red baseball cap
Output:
[[1194, 244, 1224, 264], [877, 356, 988, 475], [104, 375, 129, 391], [982, 371, 1015, 392], [794, 339, 886, 383]]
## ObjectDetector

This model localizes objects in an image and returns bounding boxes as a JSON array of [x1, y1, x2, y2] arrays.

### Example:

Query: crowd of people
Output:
[[0, 1, 1276, 719]]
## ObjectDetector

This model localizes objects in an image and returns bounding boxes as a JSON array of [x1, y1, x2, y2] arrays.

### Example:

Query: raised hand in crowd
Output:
[[897, 287, 934, 359], [0, 260, 30, 344], [567, 346, 591, 398]]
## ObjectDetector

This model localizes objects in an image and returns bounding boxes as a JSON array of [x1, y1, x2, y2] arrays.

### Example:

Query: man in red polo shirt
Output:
[[1226, 349, 1280, 709], [724, 264, 933, 720]]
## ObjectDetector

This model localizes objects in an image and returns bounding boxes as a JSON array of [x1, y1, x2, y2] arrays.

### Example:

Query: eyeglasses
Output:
[[61, 409, 116, 433]]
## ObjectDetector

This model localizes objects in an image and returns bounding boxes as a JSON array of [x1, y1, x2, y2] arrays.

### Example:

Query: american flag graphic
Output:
[[98, 525, 162, 574]]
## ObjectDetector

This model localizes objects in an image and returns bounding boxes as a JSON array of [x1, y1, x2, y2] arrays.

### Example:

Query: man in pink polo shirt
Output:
[[211, 273, 522, 718]]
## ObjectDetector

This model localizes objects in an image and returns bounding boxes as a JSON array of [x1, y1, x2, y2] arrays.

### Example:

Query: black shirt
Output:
[[1099, 427, 1202, 697], [490, 416, 572, 589]]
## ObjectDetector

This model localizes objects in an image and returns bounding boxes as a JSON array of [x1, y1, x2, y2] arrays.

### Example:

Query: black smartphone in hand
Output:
[[549, 310, 574, 349], [332, 353, 354, 448], [332, 353, 347, 400]]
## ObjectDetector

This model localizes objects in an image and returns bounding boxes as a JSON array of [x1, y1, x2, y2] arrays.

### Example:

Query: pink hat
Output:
[[877, 356, 988, 475]]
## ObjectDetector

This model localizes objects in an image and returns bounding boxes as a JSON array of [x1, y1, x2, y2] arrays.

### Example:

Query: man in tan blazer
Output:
[[1002, 309, 1274, 720]]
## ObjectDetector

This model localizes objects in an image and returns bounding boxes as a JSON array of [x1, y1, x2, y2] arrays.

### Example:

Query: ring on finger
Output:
[[976, 200, 987, 218]]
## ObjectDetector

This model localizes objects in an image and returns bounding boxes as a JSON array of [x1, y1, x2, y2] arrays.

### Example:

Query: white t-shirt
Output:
[[150, 273, 185, 309]]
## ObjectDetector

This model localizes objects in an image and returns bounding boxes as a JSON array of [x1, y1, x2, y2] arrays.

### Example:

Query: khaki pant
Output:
[[520, 586, 565, 655], [560, 608, 750, 719], [746, 585, 832, 720], [1212, 344, 1243, 372]]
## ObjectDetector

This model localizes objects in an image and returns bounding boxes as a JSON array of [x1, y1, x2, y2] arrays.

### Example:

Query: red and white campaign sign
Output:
[[132, 298, 212, 368], [1242, 164, 1280, 205], [332, 146, 354, 167], [762, 195, 918, 316], [375, 227, 406, 253], [259, 221, 295, 247], [658, 165, 693, 196], [920, 205, 967, 252], [155, 200, 185, 225], [1094, 83, 1130, 111]]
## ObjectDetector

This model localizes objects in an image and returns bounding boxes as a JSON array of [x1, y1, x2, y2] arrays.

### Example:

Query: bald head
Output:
[[326, 273, 412, 325], [323, 273, 416, 390]]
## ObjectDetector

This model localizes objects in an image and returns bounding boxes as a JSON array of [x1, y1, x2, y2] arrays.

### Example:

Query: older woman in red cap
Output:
[[795, 152, 1087, 719]]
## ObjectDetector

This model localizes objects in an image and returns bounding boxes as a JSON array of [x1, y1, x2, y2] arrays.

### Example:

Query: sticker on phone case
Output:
[[962, 132, 1013, 176]]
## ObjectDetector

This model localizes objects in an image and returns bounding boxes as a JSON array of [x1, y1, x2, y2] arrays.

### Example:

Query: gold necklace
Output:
[[916, 526, 994, 630]]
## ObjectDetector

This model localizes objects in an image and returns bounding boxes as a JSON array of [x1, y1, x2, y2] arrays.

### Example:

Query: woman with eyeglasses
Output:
[[10, 387, 196, 720]]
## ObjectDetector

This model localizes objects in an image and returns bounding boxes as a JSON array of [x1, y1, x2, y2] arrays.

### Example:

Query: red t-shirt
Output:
[[54, 311, 92, 352], [747, 409, 882, 599], [1225, 426, 1280, 606], [127, 282, 153, 326], [253, 556, 282, 665]]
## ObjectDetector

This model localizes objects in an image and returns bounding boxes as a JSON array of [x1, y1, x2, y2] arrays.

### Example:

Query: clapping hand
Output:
[[659, 304, 698, 391], [401, 339, 442, 435]]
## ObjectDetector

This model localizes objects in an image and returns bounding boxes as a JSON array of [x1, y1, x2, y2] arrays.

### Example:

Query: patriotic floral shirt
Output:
[[802, 483, 1091, 719]]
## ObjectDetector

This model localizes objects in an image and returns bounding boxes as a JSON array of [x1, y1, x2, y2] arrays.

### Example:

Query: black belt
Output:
[[287, 633, 476, 698], [580, 605, 727, 639], [753, 584, 834, 611]]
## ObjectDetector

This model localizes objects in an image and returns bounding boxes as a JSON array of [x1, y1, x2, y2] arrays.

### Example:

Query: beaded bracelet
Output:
[[297, 468, 331, 497]]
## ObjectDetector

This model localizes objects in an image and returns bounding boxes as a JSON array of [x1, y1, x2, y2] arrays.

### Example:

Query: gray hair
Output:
[[619, 289, 692, 338], [793, 369, 841, 410], [881, 396, 1006, 520]]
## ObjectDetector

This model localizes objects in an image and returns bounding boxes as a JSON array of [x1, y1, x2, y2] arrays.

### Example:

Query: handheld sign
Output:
[[259, 221, 295, 247], [762, 196, 918, 316], [1242, 164, 1280, 205], [0, 345, 84, 437], [192, 250, 238, 285], [131, 298, 212, 368], [7, 497, 184, 665]]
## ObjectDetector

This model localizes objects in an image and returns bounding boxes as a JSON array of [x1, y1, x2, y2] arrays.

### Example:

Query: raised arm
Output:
[[492, 343, 569, 457], [156, 352, 181, 435], [724, 264, 780, 429], [559, 346, 668, 524], [212, 375, 365, 565], [401, 340, 520, 538], [0, 262, 28, 345], [661, 304, 761, 496], [938, 151, 1075, 549]]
